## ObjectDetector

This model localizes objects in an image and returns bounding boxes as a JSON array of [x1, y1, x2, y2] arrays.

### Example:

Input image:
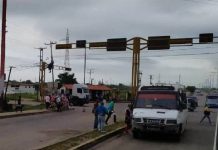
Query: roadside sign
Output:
[[199, 33, 213, 43], [76, 40, 86, 48], [107, 38, 127, 51], [148, 36, 170, 50], [56, 44, 72, 49]]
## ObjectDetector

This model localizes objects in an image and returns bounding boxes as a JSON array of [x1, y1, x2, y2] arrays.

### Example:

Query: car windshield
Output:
[[135, 93, 177, 109], [207, 96, 218, 103]]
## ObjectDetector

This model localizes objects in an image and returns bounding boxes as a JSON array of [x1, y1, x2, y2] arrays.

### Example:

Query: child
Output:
[[125, 104, 132, 133]]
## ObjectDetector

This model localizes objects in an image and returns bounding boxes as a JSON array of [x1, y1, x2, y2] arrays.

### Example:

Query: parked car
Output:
[[205, 95, 218, 108]]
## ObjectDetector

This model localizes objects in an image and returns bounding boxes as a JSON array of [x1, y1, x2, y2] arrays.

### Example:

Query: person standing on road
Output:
[[124, 104, 132, 133], [56, 94, 62, 112], [105, 98, 114, 125], [45, 95, 51, 109], [92, 99, 99, 129], [200, 105, 212, 125], [96, 101, 108, 132]]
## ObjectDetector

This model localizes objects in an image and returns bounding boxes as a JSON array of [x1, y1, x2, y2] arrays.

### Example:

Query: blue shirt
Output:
[[96, 105, 108, 116]]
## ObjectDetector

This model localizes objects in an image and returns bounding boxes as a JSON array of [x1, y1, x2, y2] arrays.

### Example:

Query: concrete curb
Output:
[[0, 110, 49, 119], [69, 126, 125, 150]]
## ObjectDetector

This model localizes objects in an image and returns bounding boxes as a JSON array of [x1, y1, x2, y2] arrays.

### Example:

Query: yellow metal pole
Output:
[[132, 37, 140, 99]]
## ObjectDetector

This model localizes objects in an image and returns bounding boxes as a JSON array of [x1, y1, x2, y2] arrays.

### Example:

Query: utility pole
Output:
[[45, 41, 56, 91], [179, 74, 181, 84], [4, 66, 15, 102], [149, 75, 153, 85], [0, 0, 7, 110], [87, 68, 94, 84], [84, 47, 87, 84], [158, 73, 161, 83], [36, 47, 46, 102], [65, 29, 70, 70]]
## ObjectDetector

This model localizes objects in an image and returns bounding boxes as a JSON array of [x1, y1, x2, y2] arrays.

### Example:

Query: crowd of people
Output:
[[44, 94, 69, 112], [92, 97, 132, 133]]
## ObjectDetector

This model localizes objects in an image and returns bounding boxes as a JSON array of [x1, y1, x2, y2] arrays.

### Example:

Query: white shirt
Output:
[[45, 96, 50, 103]]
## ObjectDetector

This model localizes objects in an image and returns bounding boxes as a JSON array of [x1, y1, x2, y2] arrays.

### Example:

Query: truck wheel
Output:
[[132, 130, 140, 139], [175, 124, 182, 140]]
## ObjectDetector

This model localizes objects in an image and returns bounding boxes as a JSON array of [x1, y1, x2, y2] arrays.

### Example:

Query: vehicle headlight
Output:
[[166, 119, 177, 124], [133, 118, 142, 123]]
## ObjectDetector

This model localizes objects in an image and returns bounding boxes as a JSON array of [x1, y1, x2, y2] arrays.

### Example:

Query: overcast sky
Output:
[[1, 0, 218, 87]]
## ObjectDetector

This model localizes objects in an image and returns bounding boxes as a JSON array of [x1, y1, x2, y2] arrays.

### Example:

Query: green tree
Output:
[[56, 72, 78, 86], [186, 86, 196, 93], [25, 80, 33, 84]]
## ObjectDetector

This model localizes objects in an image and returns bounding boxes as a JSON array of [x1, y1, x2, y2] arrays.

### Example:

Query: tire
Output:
[[132, 130, 140, 139], [175, 124, 182, 140]]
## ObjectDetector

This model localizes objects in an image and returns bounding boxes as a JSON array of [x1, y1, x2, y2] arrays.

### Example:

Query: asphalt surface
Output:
[[0, 103, 128, 150], [92, 94, 217, 150]]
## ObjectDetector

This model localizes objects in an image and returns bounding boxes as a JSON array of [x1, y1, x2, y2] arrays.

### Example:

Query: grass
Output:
[[6, 93, 38, 101], [39, 122, 125, 150], [23, 103, 45, 111]]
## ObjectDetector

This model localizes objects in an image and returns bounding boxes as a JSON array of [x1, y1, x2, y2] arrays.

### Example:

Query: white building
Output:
[[6, 83, 36, 94]]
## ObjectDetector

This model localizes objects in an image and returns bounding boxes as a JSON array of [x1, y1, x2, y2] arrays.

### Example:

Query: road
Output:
[[0, 103, 128, 150], [92, 94, 217, 150]]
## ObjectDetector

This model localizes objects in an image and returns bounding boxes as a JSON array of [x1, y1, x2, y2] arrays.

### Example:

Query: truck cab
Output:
[[69, 84, 90, 106], [132, 86, 188, 138]]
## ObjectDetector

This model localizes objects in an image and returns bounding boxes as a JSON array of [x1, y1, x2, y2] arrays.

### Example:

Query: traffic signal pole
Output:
[[131, 37, 141, 99]]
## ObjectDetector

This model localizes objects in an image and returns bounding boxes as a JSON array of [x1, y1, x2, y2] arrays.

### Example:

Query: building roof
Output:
[[88, 85, 112, 91]]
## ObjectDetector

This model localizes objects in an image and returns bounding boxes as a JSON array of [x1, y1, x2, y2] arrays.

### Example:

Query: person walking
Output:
[[124, 104, 132, 133], [96, 101, 108, 132], [105, 98, 114, 125], [200, 105, 212, 125], [92, 100, 99, 130]]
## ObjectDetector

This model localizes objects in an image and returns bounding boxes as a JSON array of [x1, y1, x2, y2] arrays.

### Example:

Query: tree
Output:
[[56, 72, 78, 86], [25, 80, 33, 84], [186, 86, 196, 93]]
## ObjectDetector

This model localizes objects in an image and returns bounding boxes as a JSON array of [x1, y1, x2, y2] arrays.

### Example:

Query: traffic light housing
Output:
[[148, 36, 170, 50], [107, 38, 127, 51]]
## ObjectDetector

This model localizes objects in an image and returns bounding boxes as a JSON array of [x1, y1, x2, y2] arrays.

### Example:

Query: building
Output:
[[6, 83, 36, 94], [59, 84, 112, 100]]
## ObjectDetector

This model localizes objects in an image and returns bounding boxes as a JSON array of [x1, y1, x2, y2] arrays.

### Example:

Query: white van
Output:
[[132, 86, 188, 138], [69, 84, 90, 106]]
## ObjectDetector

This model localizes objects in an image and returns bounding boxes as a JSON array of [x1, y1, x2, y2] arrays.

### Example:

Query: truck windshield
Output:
[[135, 93, 177, 109], [83, 88, 89, 93]]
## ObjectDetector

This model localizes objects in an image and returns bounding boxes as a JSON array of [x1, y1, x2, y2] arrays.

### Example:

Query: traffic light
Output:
[[76, 40, 86, 48], [107, 38, 127, 51], [147, 36, 170, 50], [199, 33, 213, 43], [65, 67, 71, 71]]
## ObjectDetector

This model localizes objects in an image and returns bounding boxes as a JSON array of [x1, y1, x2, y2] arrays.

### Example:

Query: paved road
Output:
[[0, 103, 128, 150], [92, 94, 217, 150]]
